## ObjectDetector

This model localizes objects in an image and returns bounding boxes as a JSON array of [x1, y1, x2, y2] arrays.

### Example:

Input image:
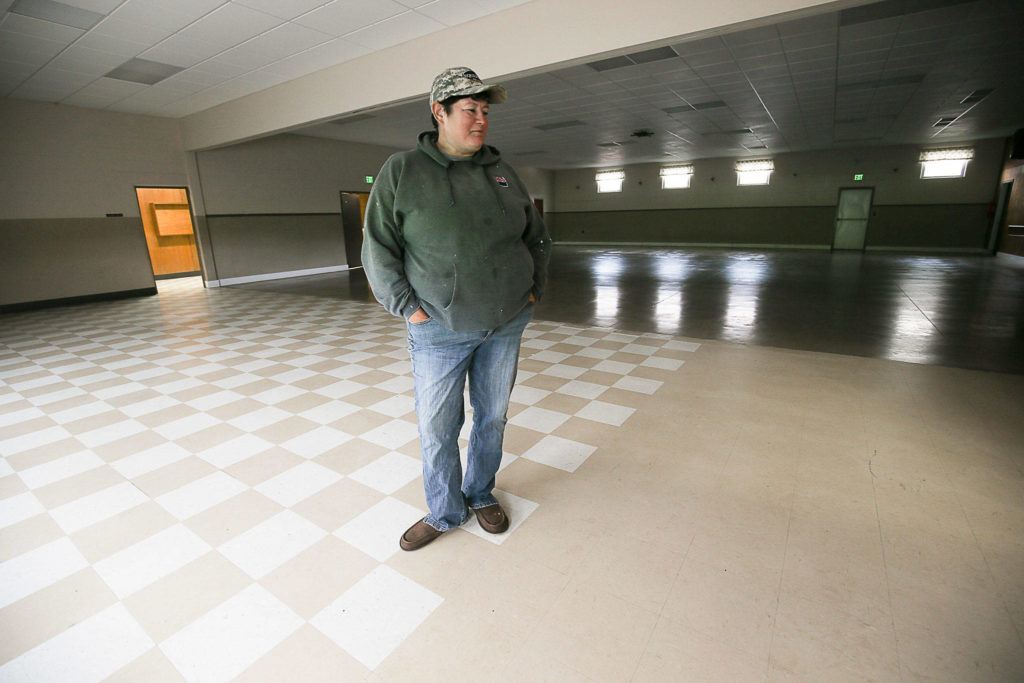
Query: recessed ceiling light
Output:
[[105, 58, 184, 85], [960, 89, 993, 105], [10, 0, 104, 30]]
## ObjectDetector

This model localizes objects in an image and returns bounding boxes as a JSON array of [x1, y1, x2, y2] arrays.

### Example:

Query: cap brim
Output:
[[442, 83, 507, 104]]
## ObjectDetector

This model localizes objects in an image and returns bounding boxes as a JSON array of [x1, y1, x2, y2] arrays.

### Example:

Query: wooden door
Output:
[[136, 187, 200, 276]]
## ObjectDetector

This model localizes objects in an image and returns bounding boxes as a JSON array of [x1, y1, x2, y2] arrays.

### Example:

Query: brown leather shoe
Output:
[[400, 518, 444, 551], [472, 503, 509, 534]]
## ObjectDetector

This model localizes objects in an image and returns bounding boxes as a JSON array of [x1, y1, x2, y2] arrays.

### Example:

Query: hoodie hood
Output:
[[417, 130, 504, 210], [417, 130, 501, 167]]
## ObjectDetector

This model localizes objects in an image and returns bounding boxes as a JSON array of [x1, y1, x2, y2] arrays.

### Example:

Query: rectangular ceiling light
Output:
[[663, 104, 695, 114], [960, 89, 993, 105], [535, 120, 585, 131], [10, 0, 104, 29], [587, 45, 679, 72], [106, 58, 184, 85], [691, 101, 727, 110], [934, 117, 957, 127]]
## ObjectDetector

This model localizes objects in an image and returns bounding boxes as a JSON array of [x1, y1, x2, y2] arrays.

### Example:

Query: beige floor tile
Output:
[[0, 568, 116, 664], [185, 489, 284, 546], [634, 614, 768, 682], [94, 429, 168, 462], [70, 500, 177, 563], [260, 536, 378, 619], [131, 457, 216, 499], [238, 624, 370, 682], [315, 437, 389, 476], [0, 472, 28, 500], [225, 447, 305, 486], [6, 437, 84, 473], [769, 593, 899, 681], [123, 551, 251, 643], [492, 647, 593, 682], [177, 422, 247, 453], [895, 609, 1024, 681], [661, 552, 779, 662], [32, 465, 125, 508], [570, 532, 686, 613], [292, 478, 386, 532], [105, 646, 186, 682], [524, 577, 659, 682], [0, 513, 63, 562]]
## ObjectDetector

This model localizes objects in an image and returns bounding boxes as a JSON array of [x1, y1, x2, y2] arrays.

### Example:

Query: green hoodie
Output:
[[361, 131, 551, 332]]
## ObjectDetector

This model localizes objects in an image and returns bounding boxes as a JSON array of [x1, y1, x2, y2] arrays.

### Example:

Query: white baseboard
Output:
[[205, 265, 349, 288]]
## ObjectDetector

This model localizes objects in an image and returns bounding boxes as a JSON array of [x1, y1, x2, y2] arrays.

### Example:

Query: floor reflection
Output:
[[231, 245, 1024, 375]]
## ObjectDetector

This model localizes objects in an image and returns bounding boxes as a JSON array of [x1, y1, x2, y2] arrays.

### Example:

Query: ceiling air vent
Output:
[[960, 89, 993, 105]]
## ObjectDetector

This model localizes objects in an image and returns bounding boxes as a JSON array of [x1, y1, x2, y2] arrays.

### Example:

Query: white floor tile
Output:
[[612, 375, 663, 394], [576, 400, 635, 426], [0, 603, 153, 683], [348, 451, 422, 495], [118, 395, 180, 418], [521, 435, 597, 472], [461, 489, 539, 545], [50, 481, 150, 534], [110, 442, 190, 479], [227, 406, 291, 431], [218, 509, 326, 579], [93, 524, 211, 599], [196, 434, 274, 469], [510, 384, 551, 405], [541, 363, 588, 379], [335, 497, 424, 562], [0, 425, 72, 455], [531, 350, 570, 364], [185, 390, 245, 411], [368, 395, 415, 417], [359, 419, 420, 450], [280, 426, 353, 458], [556, 379, 608, 399], [593, 359, 637, 375], [77, 419, 148, 448], [160, 583, 303, 683], [509, 405, 571, 433], [298, 400, 360, 425], [153, 413, 220, 440], [155, 472, 248, 520], [0, 406, 44, 427], [664, 339, 701, 352], [0, 536, 89, 609], [18, 450, 105, 489], [254, 461, 343, 506], [641, 356, 684, 370], [310, 565, 443, 670]]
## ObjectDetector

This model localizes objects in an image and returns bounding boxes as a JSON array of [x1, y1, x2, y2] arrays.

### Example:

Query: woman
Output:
[[362, 67, 551, 551]]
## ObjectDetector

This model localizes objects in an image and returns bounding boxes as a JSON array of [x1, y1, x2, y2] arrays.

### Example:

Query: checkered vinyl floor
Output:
[[0, 277, 696, 681]]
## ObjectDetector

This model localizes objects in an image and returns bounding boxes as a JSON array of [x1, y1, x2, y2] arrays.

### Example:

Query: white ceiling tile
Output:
[[231, 0, 330, 21], [50, 44, 128, 72], [73, 30, 149, 57], [414, 0, 489, 26], [76, 76, 146, 96], [0, 11, 85, 42], [0, 30, 68, 64], [259, 35, 367, 77], [108, 0, 221, 32], [27, 66, 96, 91], [60, 0, 123, 12], [60, 89, 123, 107], [174, 2, 281, 48], [140, 36, 220, 68], [293, 0, 406, 36], [217, 21, 333, 68], [90, 17, 175, 44], [339, 11, 444, 51]]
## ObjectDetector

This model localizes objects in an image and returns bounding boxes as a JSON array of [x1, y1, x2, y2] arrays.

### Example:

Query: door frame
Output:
[[831, 186, 875, 251]]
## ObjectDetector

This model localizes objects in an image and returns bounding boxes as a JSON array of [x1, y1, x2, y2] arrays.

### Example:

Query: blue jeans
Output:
[[407, 302, 533, 531]]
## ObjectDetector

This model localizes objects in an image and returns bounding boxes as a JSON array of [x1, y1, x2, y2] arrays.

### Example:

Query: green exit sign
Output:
[[365, 175, 374, 183], [853, 173, 864, 181]]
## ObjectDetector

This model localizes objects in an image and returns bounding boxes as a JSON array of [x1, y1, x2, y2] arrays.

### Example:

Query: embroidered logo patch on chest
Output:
[[495, 176, 509, 187]]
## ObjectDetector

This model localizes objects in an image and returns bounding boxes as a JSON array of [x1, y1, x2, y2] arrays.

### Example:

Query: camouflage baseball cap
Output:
[[430, 66, 507, 104]]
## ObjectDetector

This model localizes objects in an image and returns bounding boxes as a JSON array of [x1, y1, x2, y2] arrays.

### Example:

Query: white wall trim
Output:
[[205, 265, 349, 288], [864, 246, 990, 254], [552, 241, 830, 250]]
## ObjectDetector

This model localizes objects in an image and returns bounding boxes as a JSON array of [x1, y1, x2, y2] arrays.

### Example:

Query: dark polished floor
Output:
[[233, 246, 1024, 375]]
